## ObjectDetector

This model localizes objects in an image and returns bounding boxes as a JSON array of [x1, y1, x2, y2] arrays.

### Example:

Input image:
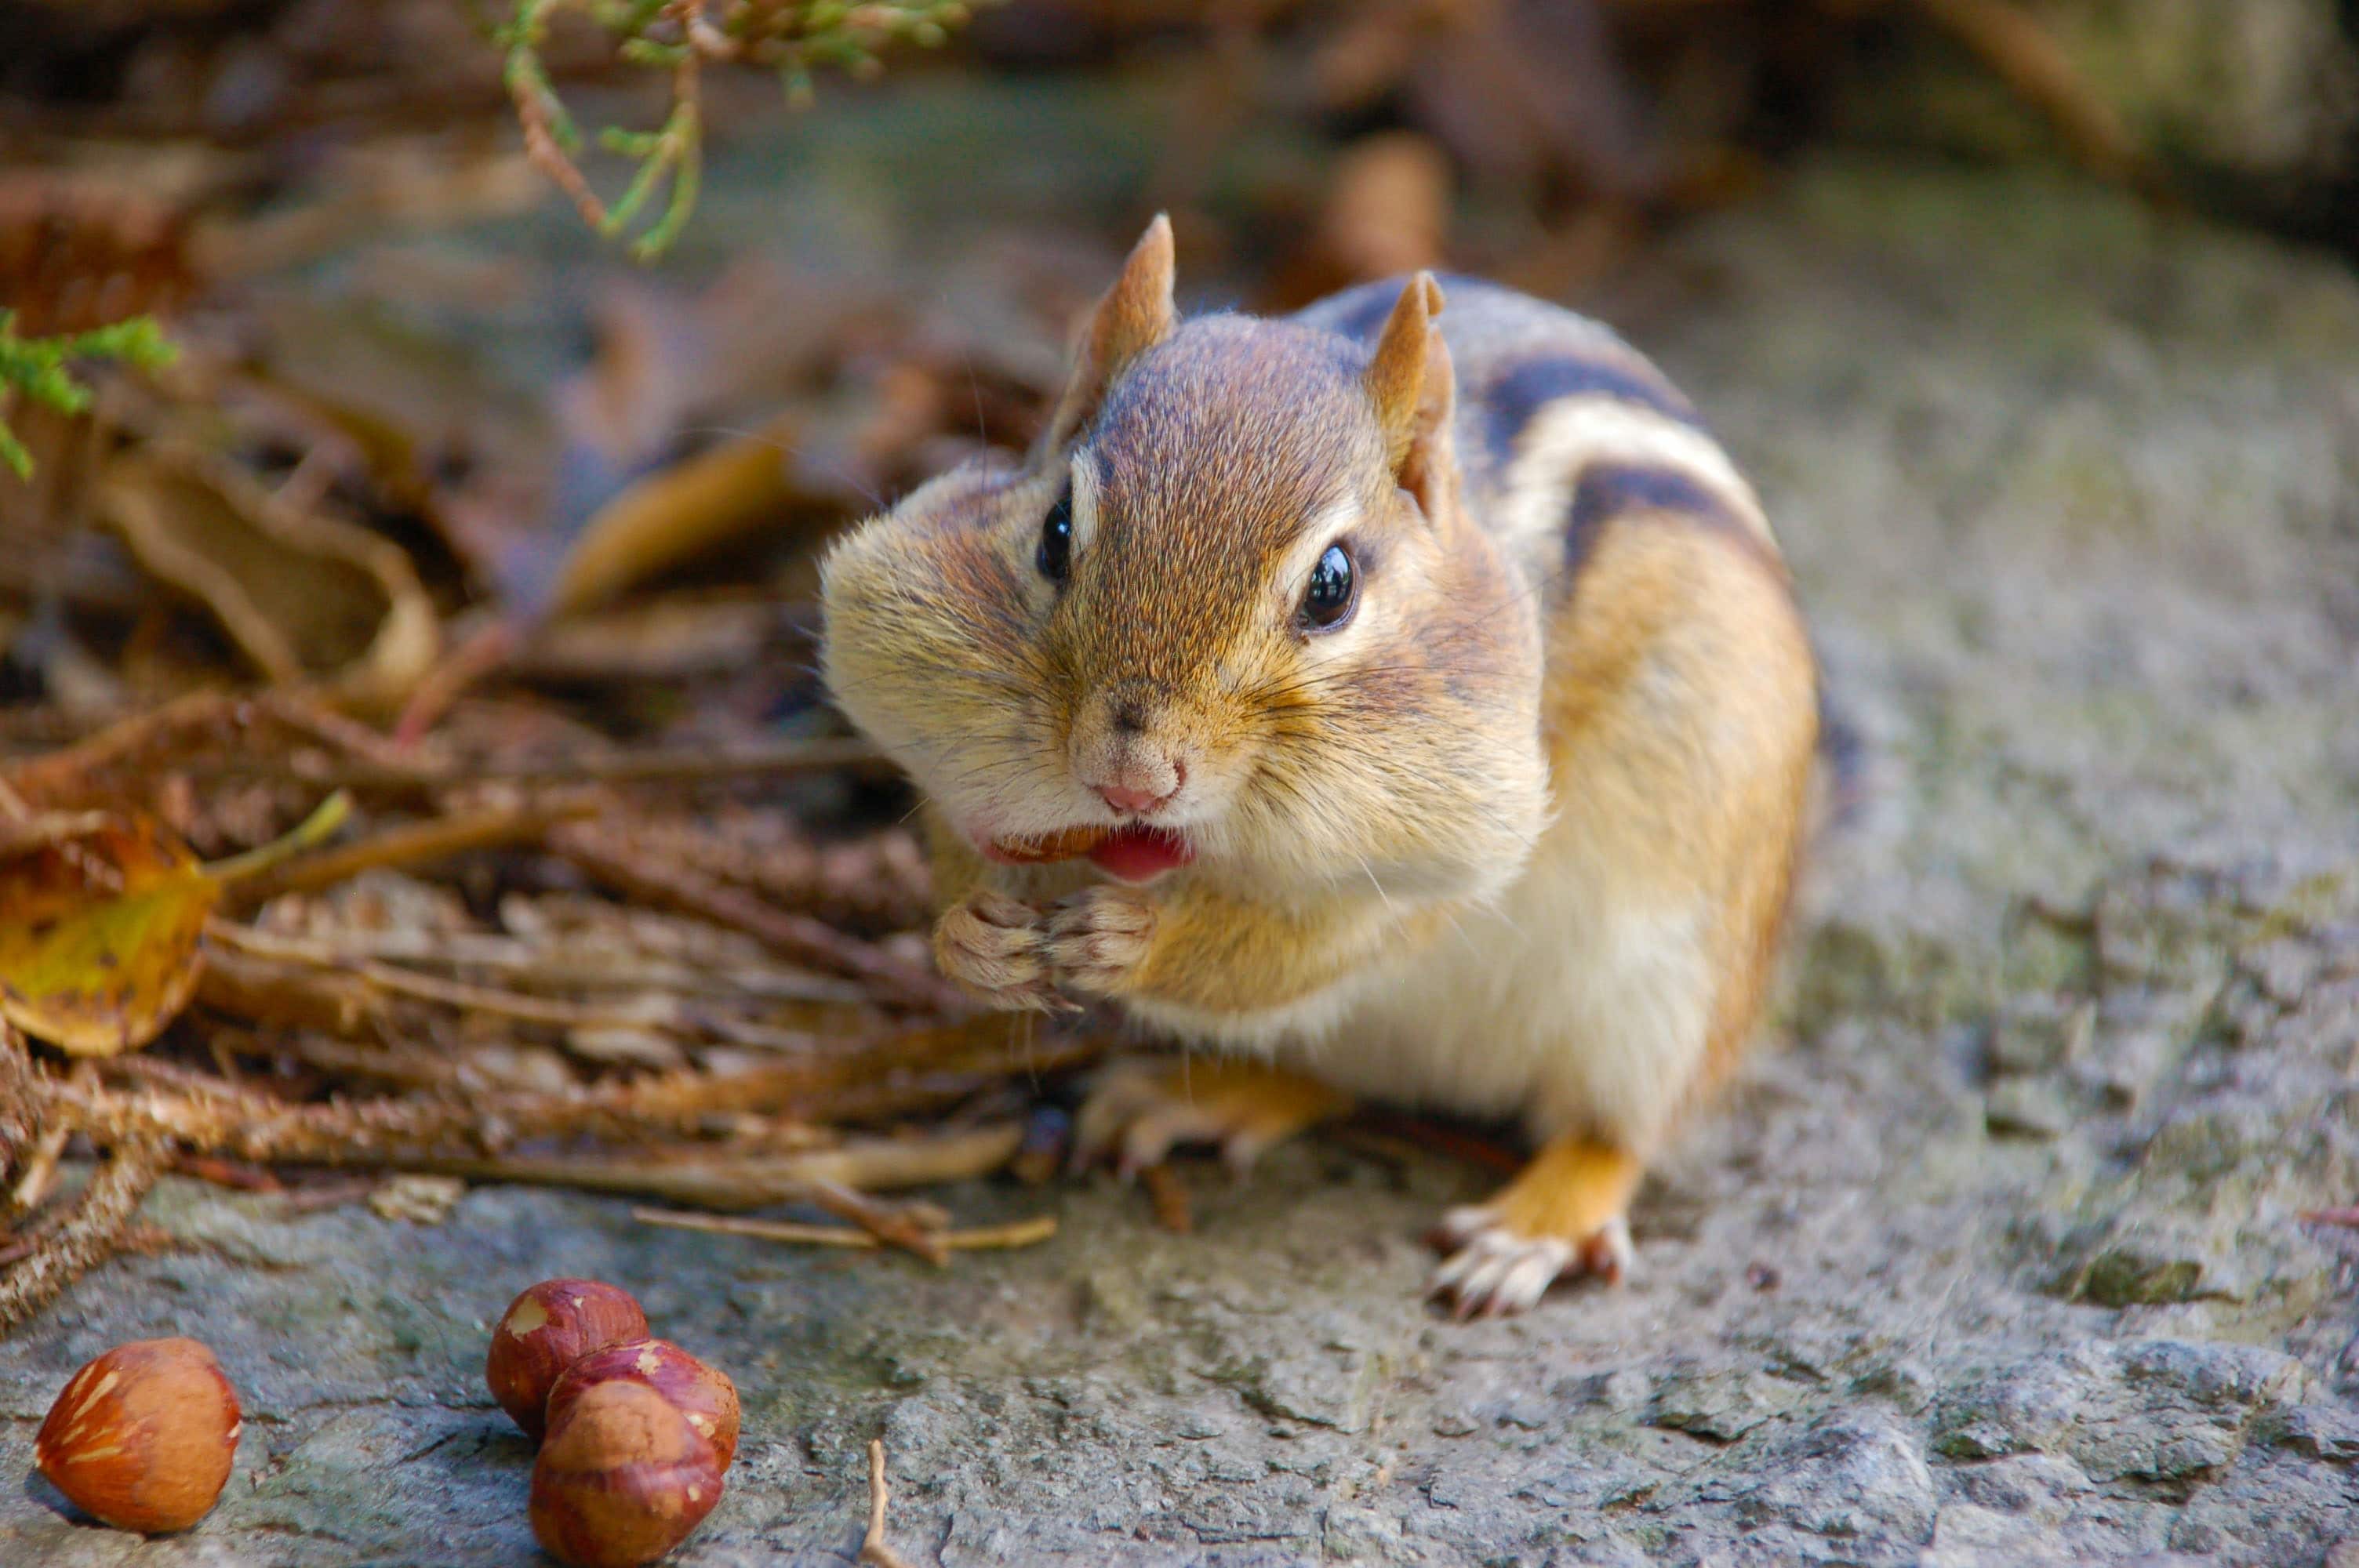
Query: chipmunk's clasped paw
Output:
[[1427, 1137, 1642, 1318], [1046, 884, 1158, 998], [934, 891, 1067, 1012], [936, 885, 1159, 1011], [1072, 1057, 1350, 1179]]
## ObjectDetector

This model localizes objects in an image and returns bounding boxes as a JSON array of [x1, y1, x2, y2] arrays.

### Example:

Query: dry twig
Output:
[[1906, 0, 2161, 194], [1140, 1161, 1194, 1235], [191, 737, 888, 794], [407, 1123, 1027, 1219], [3, 693, 416, 810], [553, 818, 966, 1012], [633, 1207, 1056, 1253], [0, 1139, 168, 1332], [225, 792, 605, 902], [863, 1439, 918, 1568], [42, 1018, 1067, 1168]]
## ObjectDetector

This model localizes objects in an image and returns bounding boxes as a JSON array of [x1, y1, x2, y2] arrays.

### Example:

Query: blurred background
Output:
[[5, 12, 2359, 1560], [2, 0, 2354, 761]]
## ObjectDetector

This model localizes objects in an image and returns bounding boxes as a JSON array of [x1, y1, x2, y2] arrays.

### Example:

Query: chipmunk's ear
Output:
[[1365, 272, 1456, 518], [1041, 214, 1177, 452]]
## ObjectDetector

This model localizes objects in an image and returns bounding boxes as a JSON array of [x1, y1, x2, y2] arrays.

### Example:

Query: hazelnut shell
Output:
[[529, 1379, 724, 1568], [486, 1278, 648, 1440], [35, 1337, 242, 1534], [989, 826, 1108, 864], [545, 1338, 739, 1471]]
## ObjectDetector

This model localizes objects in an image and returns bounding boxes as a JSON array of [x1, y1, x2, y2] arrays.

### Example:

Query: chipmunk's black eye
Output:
[[1037, 483, 1074, 585], [1299, 543, 1357, 630]]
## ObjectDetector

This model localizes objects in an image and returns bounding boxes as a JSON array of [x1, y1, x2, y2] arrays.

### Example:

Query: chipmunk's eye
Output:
[[1037, 482, 1074, 585], [1299, 543, 1357, 630]]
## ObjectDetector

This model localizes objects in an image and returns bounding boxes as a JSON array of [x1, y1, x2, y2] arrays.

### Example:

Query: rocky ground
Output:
[[4, 142, 2359, 1565]]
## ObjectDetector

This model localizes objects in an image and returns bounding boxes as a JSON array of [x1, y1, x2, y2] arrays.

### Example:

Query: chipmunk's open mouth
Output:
[[983, 825, 1194, 881]]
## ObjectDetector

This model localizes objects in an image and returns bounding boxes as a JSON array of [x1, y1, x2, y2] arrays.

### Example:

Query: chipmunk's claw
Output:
[[933, 891, 1075, 1014], [1427, 1209, 1632, 1319], [1046, 884, 1158, 998], [1070, 1057, 1347, 1179]]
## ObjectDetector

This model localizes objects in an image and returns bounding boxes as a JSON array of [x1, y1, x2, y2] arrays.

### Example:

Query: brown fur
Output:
[[1540, 508, 1818, 1113], [820, 228, 1819, 1315]]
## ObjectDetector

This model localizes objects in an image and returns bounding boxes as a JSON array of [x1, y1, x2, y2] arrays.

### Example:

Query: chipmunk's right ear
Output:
[[1041, 213, 1176, 452], [1365, 271, 1456, 521]]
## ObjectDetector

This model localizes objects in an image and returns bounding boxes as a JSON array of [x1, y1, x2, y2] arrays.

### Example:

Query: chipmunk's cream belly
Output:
[[1287, 822, 1717, 1152]]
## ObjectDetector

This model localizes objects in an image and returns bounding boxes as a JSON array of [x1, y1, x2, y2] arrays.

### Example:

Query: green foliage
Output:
[[497, 0, 988, 262], [0, 312, 178, 481]]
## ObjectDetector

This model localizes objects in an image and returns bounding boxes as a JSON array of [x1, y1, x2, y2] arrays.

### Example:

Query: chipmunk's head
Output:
[[821, 218, 1546, 897]]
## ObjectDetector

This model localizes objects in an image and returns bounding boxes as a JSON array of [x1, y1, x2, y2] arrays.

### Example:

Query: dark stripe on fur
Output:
[[1487, 356, 1702, 467], [1561, 462, 1757, 587], [1315, 274, 1492, 345], [1321, 280, 1407, 343], [1814, 685, 1868, 832]]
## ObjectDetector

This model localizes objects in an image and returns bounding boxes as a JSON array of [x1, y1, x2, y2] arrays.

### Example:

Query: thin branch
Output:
[[2, 692, 419, 810], [1140, 1162, 1194, 1235], [863, 1440, 918, 1568], [404, 1123, 1026, 1215], [186, 738, 888, 793], [0, 1140, 167, 1333], [5, 1127, 71, 1221], [1906, 0, 2163, 194], [49, 1017, 1062, 1163], [632, 1207, 1056, 1252], [0, 1025, 35, 1190], [222, 793, 601, 903], [552, 818, 967, 1013]]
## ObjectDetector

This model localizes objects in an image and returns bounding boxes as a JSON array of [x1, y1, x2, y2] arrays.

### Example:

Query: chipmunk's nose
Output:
[[1074, 684, 1191, 815], [1090, 757, 1184, 817]]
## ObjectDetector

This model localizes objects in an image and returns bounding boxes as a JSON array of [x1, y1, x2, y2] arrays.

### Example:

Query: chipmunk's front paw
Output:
[[1046, 884, 1158, 997], [934, 891, 1067, 1012]]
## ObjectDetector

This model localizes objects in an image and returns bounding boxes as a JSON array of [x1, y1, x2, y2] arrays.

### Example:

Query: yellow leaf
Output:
[[0, 813, 219, 1057]]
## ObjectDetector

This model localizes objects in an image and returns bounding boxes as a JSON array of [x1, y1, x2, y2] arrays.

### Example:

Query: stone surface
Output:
[[6, 116, 2359, 1563]]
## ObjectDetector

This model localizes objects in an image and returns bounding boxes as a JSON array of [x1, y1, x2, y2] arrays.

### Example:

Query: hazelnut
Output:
[[546, 1338, 740, 1471], [486, 1278, 648, 1440], [529, 1379, 723, 1568], [34, 1337, 242, 1534], [990, 825, 1108, 864]]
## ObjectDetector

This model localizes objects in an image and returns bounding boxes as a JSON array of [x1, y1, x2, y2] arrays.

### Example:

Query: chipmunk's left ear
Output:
[[1041, 214, 1177, 453], [1365, 272, 1456, 520]]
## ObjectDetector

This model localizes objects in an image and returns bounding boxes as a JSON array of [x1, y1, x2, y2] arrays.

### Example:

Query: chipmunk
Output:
[[820, 217, 1818, 1316]]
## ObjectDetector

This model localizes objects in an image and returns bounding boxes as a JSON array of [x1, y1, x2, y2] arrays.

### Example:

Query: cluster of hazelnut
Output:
[[488, 1276, 740, 1568], [24, 1278, 736, 1563]]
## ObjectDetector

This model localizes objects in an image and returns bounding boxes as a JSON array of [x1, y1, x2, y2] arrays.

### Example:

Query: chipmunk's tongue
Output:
[[1087, 826, 1194, 882]]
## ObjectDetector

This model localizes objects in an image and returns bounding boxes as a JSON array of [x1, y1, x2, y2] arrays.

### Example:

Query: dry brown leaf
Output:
[[0, 173, 198, 337], [0, 812, 218, 1057], [93, 446, 438, 707], [543, 415, 801, 621], [365, 1174, 467, 1225]]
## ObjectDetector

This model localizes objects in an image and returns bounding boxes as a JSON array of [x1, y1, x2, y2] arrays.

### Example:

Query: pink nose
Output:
[[1096, 781, 1173, 815]]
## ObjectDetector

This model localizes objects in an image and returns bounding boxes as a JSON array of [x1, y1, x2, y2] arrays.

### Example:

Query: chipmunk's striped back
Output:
[[1295, 276, 1781, 603], [1293, 270, 1818, 1231]]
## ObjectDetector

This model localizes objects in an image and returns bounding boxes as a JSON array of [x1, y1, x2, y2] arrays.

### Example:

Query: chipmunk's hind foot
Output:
[[1072, 1057, 1349, 1179], [1428, 1137, 1641, 1318]]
